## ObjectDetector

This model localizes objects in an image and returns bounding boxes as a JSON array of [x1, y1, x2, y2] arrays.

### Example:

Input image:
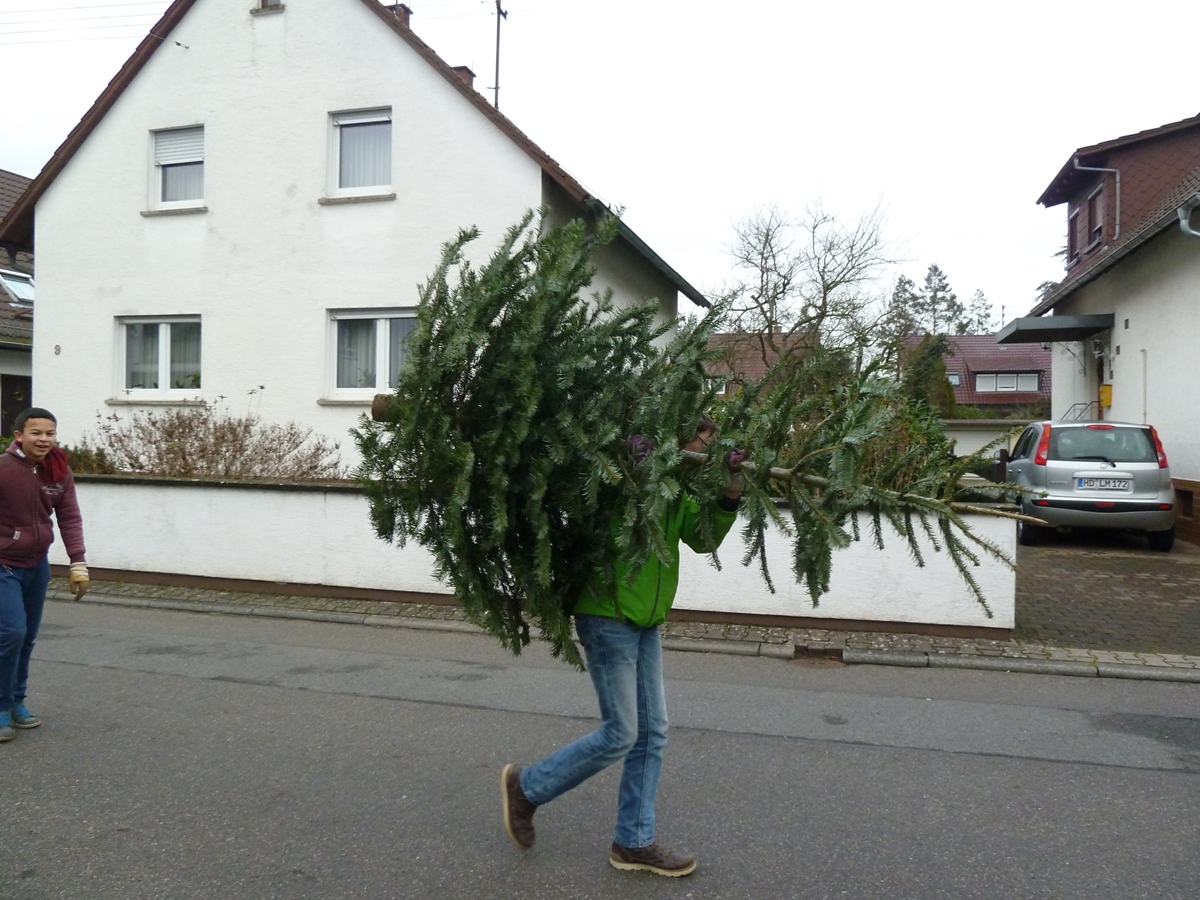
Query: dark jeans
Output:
[[0, 556, 52, 710]]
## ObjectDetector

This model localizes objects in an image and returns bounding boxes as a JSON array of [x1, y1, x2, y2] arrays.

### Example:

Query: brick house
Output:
[[997, 111, 1200, 542], [939, 335, 1050, 417], [705, 331, 815, 394]]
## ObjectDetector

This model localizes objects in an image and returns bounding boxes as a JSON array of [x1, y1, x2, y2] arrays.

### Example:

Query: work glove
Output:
[[725, 449, 749, 496], [69, 562, 90, 600]]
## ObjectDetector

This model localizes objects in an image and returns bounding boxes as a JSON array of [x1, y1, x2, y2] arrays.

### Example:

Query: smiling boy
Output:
[[0, 408, 89, 743]]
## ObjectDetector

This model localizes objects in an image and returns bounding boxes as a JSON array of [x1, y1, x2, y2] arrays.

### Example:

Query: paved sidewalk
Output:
[[48, 541, 1200, 682]]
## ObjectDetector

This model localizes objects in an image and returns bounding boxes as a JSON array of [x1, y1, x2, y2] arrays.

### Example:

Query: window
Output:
[[331, 109, 392, 194], [1067, 211, 1079, 264], [1012, 427, 1036, 460], [153, 126, 204, 206], [329, 310, 415, 395], [946, 372, 960, 387], [0, 269, 33, 304], [121, 318, 201, 391], [1087, 188, 1104, 246], [975, 372, 1039, 393]]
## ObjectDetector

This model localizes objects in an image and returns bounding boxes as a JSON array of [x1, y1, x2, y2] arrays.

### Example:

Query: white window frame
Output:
[[150, 126, 205, 211], [0, 269, 33, 305], [326, 309, 416, 400], [1017, 373, 1039, 392], [975, 374, 997, 392], [327, 108, 393, 200], [946, 372, 960, 387], [995, 374, 1018, 392], [116, 316, 202, 397]]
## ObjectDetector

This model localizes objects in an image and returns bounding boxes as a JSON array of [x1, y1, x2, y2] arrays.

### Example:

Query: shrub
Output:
[[60, 442, 117, 474], [75, 404, 346, 481]]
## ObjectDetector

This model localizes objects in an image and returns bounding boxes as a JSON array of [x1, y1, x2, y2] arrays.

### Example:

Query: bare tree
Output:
[[721, 202, 896, 374]]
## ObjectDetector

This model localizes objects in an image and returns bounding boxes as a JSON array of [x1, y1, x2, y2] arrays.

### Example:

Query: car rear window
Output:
[[1048, 426, 1157, 463]]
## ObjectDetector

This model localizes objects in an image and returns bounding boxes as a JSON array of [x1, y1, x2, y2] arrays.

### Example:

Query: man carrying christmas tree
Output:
[[0, 408, 89, 743], [501, 416, 745, 877]]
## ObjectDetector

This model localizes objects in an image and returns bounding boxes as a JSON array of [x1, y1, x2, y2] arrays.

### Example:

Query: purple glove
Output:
[[725, 449, 748, 495], [629, 435, 655, 465]]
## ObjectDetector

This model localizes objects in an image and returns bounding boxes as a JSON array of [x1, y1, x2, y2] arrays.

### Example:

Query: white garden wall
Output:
[[51, 479, 1015, 630]]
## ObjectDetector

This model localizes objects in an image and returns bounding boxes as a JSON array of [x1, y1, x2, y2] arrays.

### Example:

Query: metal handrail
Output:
[[1060, 401, 1100, 421]]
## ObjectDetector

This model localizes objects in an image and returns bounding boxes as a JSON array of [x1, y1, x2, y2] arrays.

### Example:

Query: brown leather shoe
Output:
[[501, 764, 537, 849], [609, 842, 697, 877]]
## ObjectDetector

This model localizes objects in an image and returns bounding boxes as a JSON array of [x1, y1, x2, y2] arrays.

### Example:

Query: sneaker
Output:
[[0, 710, 13, 743], [11, 703, 40, 729], [609, 842, 697, 877], [500, 764, 537, 849]]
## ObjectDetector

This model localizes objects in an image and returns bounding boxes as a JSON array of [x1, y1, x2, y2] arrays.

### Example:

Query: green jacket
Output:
[[573, 495, 739, 627]]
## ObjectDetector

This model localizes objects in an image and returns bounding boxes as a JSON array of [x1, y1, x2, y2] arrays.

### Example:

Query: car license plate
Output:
[[1077, 477, 1129, 490]]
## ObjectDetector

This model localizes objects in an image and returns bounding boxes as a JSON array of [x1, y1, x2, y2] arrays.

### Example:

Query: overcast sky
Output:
[[3, 0, 1198, 322]]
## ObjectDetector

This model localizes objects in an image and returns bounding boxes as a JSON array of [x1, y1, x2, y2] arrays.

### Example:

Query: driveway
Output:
[[1014, 531, 1200, 656]]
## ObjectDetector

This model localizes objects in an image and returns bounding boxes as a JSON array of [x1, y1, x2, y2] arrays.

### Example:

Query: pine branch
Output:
[[354, 211, 1031, 669]]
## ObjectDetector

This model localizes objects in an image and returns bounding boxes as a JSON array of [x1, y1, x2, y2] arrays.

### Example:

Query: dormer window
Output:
[[0, 269, 34, 305], [1087, 187, 1104, 247]]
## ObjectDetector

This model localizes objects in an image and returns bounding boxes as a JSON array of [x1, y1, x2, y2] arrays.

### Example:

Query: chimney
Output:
[[386, 4, 413, 27], [451, 66, 476, 90]]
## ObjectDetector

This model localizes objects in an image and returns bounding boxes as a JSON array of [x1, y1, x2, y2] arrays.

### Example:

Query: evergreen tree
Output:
[[961, 289, 995, 334], [876, 275, 919, 374], [354, 213, 1017, 668], [901, 334, 957, 416], [914, 264, 963, 335]]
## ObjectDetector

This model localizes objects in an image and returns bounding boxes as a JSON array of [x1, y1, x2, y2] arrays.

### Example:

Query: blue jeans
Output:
[[520, 614, 669, 849], [0, 556, 52, 711]]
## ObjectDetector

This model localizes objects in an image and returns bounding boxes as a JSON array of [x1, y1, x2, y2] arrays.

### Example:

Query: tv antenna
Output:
[[491, 1, 508, 110]]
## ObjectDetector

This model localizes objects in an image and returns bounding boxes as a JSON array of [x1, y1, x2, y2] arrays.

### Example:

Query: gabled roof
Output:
[[0, 303, 33, 346], [706, 331, 817, 383], [1029, 165, 1200, 316], [0, 0, 707, 306], [940, 334, 1050, 374], [1037, 111, 1200, 208], [0, 269, 33, 346], [0, 169, 32, 222], [901, 333, 1051, 406]]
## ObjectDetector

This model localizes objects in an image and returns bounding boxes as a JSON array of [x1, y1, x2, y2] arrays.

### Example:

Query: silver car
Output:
[[1006, 420, 1176, 551]]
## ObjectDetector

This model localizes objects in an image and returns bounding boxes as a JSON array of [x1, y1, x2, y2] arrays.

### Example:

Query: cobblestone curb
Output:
[[50, 581, 1200, 683]]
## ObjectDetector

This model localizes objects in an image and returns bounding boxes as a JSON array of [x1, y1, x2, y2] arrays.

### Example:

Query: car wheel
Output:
[[1017, 518, 1045, 546], [1147, 526, 1175, 553]]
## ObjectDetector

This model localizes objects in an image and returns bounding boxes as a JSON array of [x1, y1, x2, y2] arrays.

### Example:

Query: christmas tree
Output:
[[354, 212, 1017, 668]]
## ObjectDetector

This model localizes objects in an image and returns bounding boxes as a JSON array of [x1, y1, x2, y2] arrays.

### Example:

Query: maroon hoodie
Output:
[[0, 441, 86, 566]]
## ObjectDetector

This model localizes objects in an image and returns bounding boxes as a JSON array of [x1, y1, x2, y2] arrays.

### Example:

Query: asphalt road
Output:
[[3, 602, 1198, 900]]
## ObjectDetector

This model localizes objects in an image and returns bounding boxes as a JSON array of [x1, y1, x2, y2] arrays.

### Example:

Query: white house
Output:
[[0, 0, 1019, 635], [0, 0, 706, 458], [998, 112, 1200, 543]]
